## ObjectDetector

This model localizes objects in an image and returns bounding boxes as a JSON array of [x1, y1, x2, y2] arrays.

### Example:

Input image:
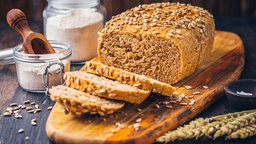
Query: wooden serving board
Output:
[[46, 31, 244, 144]]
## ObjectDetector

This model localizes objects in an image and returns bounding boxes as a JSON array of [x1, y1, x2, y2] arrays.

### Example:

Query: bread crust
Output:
[[81, 58, 177, 96], [49, 85, 125, 116], [65, 71, 150, 104]]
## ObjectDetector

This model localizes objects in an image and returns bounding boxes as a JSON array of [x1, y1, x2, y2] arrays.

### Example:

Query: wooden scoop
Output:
[[6, 9, 55, 54]]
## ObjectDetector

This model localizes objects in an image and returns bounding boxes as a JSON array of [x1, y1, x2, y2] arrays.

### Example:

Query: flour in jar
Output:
[[16, 60, 70, 92], [45, 8, 103, 62]]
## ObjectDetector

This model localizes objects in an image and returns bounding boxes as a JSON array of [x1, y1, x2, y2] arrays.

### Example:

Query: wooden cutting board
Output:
[[45, 31, 244, 144]]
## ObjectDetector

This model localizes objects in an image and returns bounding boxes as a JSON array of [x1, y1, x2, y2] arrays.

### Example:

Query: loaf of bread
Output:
[[64, 71, 150, 104], [81, 58, 177, 96], [49, 85, 125, 116], [97, 2, 215, 84]]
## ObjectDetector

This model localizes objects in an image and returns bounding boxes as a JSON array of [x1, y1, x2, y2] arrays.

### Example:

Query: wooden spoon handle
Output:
[[6, 9, 32, 39]]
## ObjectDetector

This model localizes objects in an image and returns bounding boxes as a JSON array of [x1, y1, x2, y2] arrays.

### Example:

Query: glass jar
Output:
[[43, 0, 106, 63], [13, 41, 71, 93]]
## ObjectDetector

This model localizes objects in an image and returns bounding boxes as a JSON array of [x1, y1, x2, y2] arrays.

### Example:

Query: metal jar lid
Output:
[[0, 48, 15, 65]]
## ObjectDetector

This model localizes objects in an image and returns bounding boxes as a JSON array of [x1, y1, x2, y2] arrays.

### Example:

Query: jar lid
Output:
[[13, 41, 72, 63], [0, 48, 15, 65], [48, 0, 99, 8]]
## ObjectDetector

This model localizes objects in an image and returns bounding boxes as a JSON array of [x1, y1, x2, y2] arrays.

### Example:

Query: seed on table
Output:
[[10, 103, 18, 107], [47, 106, 53, 110], [23, 100, 30, 104], [28, 110, 34, 113], [35, 104, 39, 109], [13, 107, 20, 111], [34, 109, 41, 113], [31, 118, 37, 122], [203, 85, 209, 89], [21, 105, 26, 109], [25, 136, 29, 140], [192, 91, 200, 95], [3, 112, 12, 116], [15, 115, 22, 119], [179, 102, 188, 106], [136, 118, 142, 123], [30, 102, 36, 105], [26, 107, 33, 111], [184, 85, 192, 90], [6, 107, 13, 111], [31, 121, 37, 126], [14, 110, 21, 114], [137, 108, 142, 111], [18, 129, 24, 133], [165, 105, 173, 109]]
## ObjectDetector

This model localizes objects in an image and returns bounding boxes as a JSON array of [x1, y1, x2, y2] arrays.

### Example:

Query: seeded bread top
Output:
[[100, 2, 214, 42]]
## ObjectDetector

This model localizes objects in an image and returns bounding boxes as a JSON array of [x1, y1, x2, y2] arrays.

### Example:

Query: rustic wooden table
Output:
[[0, 17, 256, 144]]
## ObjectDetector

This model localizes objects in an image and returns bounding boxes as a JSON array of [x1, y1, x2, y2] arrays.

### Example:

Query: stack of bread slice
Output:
[[49, 58, 178, 116]]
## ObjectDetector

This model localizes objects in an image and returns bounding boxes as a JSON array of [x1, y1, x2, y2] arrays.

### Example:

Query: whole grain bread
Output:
[[64, 71, 150, 104], [81, 58, 177, 96], [49, 85, 125, 116], [97, 2, 215, 84]]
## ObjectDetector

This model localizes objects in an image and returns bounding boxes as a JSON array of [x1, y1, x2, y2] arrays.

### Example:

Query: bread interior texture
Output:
[[99, 32, 182, 84]]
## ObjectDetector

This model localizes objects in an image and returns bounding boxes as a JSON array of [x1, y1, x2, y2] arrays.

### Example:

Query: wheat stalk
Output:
[[213, 112, 256, 139], [156, 110, 256, 143], [226, 124, 256, 139]]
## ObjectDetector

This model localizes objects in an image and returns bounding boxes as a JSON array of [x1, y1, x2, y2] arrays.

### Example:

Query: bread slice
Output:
[[49, 85, 125, 116], [80, 58, 177, 96], [64, 71, 150, 104]]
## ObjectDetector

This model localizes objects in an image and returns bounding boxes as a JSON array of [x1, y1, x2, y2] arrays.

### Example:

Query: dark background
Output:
[[0, 0, 256, 22], [1, 1, 256, 144]]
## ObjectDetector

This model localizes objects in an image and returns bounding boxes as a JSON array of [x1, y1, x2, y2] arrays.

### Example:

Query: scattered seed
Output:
[[189, 99, 196, 105], [134, 123, 140, 131], [13, 107, 20, 111], [192, 91, 200, 95], [165, 105, 173, 109], [115, 122, 126, 129], [10, 103, 18, 107], [28, 110, 34, 113], [15, 115, 22, 119], [35, 104, 39, 109], [30, 102, 36, 105], [136, 118, 142, 123], [31, 121, 37, 126], [188, 95, 194, 98], [179, 102, 188, 106], [25, 136, 29, 140], [31, 119, 37, 122], [184, 85, 192, 90], [14, 110, 21, 114], [26, 107, 33, 111], [137, 108, 142, 111], [4, 112, 12, 116], [155, 104, 160, 109], [47, 106, 53, 110], [23, 100, 30, 104], [6, 107, 13, 111], [18, 129, 24, 133], [34, 109, 41, 113], [169, 100, 177, 104], [203, 86, 209, 89], [21, 105, 26, 109]]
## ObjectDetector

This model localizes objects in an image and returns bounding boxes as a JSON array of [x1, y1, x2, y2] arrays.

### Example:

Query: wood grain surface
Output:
[[45, 31, 244, 144]]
